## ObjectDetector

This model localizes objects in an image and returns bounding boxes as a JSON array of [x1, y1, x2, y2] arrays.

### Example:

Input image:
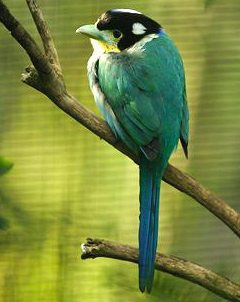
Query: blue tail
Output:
[[139, 155, 166, 293]]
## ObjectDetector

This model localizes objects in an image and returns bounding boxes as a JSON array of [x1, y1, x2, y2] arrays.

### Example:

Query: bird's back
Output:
[[94, 33, 187, 159]]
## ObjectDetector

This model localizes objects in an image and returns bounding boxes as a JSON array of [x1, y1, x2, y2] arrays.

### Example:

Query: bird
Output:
[[76, 8, 189, 293]]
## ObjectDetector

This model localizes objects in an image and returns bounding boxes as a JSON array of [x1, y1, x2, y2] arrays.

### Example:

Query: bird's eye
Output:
[[113, 30, 122, 39]]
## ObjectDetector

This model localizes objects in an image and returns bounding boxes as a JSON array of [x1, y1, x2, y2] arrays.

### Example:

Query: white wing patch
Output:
[[132, 22, 147, 35], [111, 9, 142, 14]]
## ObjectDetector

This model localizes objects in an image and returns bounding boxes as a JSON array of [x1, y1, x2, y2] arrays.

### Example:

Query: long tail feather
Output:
[[138, 156, 164, 293]]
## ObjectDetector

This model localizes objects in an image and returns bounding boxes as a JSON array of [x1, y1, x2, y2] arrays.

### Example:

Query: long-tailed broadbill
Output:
[[76, 8, 189, 293]]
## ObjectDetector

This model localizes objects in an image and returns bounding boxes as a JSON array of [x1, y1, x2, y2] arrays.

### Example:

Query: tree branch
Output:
[[164, 165, 240, 239], [26, 0, 62, 74], [0, 0, 239, 240], [81, 238, 240, 302], [0, 0, 53, 78]]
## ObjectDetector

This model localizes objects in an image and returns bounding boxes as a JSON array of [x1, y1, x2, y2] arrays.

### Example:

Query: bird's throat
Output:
[[90, 39, 120, 54]]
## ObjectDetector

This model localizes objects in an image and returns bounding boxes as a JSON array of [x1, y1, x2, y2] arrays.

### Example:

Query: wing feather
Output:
[[90, 34, 188, 157]]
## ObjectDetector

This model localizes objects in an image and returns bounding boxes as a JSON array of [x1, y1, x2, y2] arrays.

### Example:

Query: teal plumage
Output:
[[97, 34, 185, 152], [77, 10, 189, 292]]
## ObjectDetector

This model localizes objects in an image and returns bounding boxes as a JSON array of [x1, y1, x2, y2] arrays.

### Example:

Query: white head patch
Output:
[[111, 9, 142, 14], [132, 23, 147, 35]]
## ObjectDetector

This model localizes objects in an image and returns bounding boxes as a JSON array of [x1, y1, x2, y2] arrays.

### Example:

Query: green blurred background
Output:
[[0, 0, 240, 301]]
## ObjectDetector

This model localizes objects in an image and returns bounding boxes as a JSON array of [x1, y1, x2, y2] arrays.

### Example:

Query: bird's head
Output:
[[76, 9, 163, 53]]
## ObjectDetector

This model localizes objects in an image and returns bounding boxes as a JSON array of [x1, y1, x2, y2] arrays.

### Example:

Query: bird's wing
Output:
[[180, 85, 189, 158], [97, 35, 187, 158]]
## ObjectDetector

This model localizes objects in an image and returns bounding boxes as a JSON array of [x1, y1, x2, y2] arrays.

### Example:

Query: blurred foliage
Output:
[[204, 0, 215, 9], [0, 156, 12, 230], [0, 156, 13, 177], [0, 0, 240, 302], [0, 215, 10, 230]]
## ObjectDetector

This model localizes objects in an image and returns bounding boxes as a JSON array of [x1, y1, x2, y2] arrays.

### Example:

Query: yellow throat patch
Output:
[[91, 39, 120, 54]]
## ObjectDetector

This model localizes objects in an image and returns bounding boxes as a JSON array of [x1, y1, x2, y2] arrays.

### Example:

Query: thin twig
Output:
[[26, 0, 62, 74], [0, 0, 52, 78], [81, 238, 240, 302], [0, 0, 239, 240]]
